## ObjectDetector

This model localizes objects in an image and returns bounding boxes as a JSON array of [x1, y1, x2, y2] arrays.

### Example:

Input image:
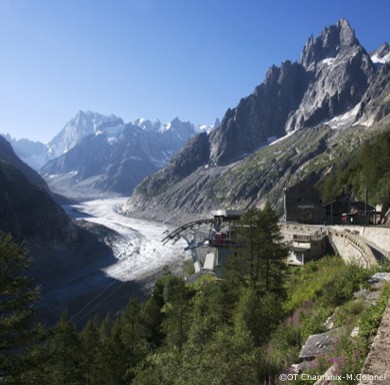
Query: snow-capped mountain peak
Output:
[[37, 112, 205, 199], [6, 111, 218, 178], [47, 111, 124, 158], [133, 118, 163, 132]]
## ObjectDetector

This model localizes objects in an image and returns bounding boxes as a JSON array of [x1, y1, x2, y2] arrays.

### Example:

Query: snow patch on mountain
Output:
[[320, 57, 336, 67], [324, 103, 361, 129], [370, 42, 390, 65], [268, 131, 296, 147], [371, 52, 390, 64]]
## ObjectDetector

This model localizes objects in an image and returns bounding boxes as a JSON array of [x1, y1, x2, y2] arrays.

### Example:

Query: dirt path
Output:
[[359, 298, 390, 385]]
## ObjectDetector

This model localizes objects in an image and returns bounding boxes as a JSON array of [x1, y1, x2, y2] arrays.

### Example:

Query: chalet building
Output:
[[323, 197, 377, 225], [284, 181, 325, 224], [322, 196, 351, 225], [342, 201, 377, 225]]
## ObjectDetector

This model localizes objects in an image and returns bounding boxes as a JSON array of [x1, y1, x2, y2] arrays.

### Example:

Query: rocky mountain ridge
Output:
[[0, 135, 48, 189], [123, 19, 390, 223], [208, 19, 378, 166], [0, 135, 111, 274], [6, 111, 218, 199], [5, 111, 218, 171], [40, 115, 216, 199], [48, 111, 125, 159]]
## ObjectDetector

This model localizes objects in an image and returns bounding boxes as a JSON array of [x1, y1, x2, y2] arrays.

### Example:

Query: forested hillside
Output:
[[2, 207, 390, 384], [319, 128, 390, 209]]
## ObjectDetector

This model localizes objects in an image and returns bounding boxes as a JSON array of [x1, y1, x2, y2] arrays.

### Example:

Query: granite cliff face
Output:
[[207, 19, 375, 166], [286, 19, 375, 132], [0, 159, 77, 245], [209, 60, 308, 165], [0, 135, 76, 261], [123, 19, 390, 222], [356, 62, 390, 125], [135, 132, 211, 200]]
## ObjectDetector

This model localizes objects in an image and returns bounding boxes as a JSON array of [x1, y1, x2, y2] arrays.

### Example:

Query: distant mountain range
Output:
[[5, 111, 219, 199], [123, 19, 390, 223]]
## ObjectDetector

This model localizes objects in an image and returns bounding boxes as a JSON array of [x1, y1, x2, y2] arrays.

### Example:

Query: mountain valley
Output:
[[1, 18, 390, 326]]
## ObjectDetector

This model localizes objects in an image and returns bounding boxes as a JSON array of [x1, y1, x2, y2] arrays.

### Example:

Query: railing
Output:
[[292, 230, 326, 242], [328, 228, 377, 268]]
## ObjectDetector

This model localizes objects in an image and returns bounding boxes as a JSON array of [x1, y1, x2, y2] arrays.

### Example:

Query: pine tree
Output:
[[80, 317, 101, 385], [141, 278, 166, 349], [106, 321, 129, 385], [92, 314, 114, 385], [179, 327, 258, 385], [234, 286, 284, 347], [0, 232, 40, 384], [22, 326, 52, 385], [161, 275, 194, 353], [257, 203, 287, 297], [46, 312, 83, 385], [227, 205, 286, 295], [118, 298, 150, 382], [222, 206, 287, 347]]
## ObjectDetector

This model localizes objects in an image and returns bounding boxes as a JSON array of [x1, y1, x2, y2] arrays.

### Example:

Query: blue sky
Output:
[[1, 0, 389, 142]]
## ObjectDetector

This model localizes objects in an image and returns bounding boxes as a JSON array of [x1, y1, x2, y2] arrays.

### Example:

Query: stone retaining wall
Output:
[[359, 298, 390, 385]]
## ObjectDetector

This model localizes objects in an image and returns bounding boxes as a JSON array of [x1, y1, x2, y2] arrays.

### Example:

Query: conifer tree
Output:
[[22, 326, 52, 385], [118, 297, 150, 382], [80, 317, 101, 385], [46, 312, 83, 385], [234, 286, 284, 347], [161, 275, 194, 353], [228, 205, 286, 295], [104, 320, 128, 384], [256, 203, 287, 296], [0, 232, 40, 384], [92, 314, 114, 385], [179, 327, 258, 385], [141, 278, 166, 349]]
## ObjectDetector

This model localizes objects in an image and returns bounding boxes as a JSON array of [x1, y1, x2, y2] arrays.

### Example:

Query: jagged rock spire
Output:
[[301, 18, 359, 69]]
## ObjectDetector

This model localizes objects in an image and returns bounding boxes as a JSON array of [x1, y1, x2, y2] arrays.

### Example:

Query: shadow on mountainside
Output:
[[31, 224, 147, 328]]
